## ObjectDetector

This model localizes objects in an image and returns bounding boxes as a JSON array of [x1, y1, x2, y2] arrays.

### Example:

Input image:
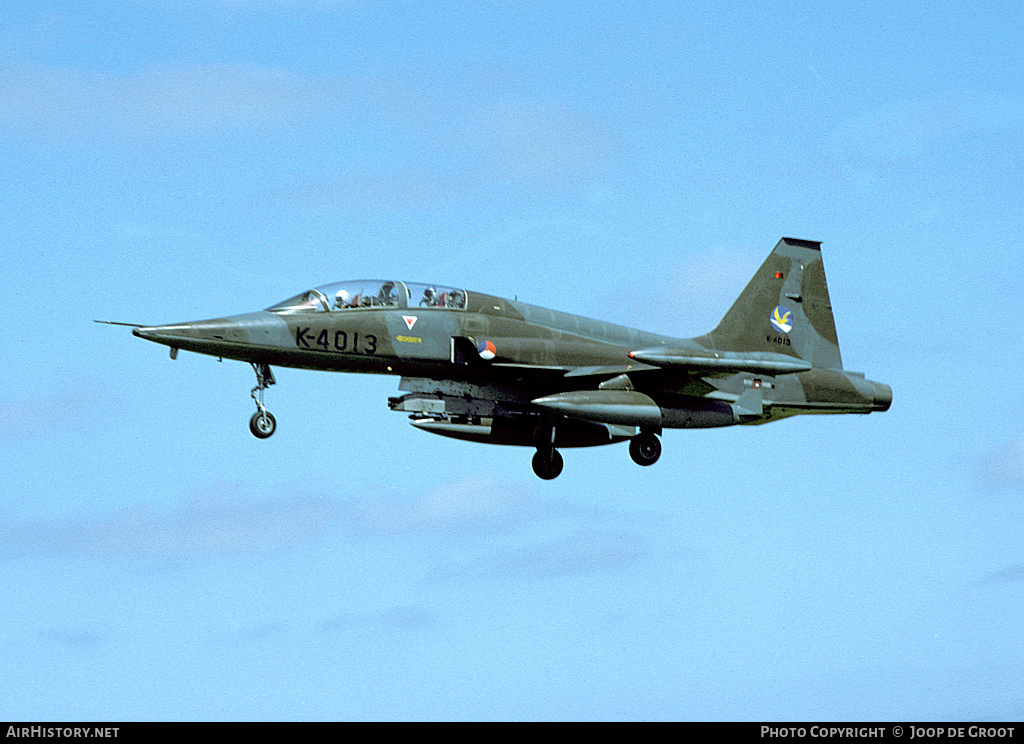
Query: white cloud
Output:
[[468, 100, 610, 187], [832, 91, 1024, 173], [347, 477, 538, 537], [0, 478, 560, 560], [0, 63, 326, 140], [974, 564, 1024, 586], [426, 527, 646, 584], [0, 489, 346, 560], [318, 604, 435, 634], [0, 386, 115, 439], [980, 435, 1024, 489]]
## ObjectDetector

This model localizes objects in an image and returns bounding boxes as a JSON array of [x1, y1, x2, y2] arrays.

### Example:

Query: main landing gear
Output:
[[530, 422, 663, 480], [249, 362, 277, 439], [530, 419, 663, 479], [532, 448, 564, 480], [532, 416, 564, 480], [629, 429, 662, 467]]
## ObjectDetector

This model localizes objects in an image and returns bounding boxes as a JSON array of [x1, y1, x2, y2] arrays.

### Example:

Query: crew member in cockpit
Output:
[[334, 289, 351, 309], [421, 287, 437, 307]]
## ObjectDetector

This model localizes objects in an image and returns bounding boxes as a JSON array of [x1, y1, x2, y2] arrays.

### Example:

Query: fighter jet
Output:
[[107, 238, 891, 479]]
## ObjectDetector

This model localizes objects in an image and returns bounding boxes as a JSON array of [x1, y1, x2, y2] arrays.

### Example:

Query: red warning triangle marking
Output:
[[403, 315, 417, 330]]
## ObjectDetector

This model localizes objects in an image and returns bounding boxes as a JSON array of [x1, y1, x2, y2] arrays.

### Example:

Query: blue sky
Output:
[[2, 0, 1023, 721]]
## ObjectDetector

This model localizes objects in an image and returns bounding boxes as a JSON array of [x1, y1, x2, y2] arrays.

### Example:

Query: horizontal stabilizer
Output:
[[627, 347, 812, 375]]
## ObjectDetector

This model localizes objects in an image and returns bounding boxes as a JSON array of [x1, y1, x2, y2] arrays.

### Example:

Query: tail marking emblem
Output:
[[770, 306, 793, 334]]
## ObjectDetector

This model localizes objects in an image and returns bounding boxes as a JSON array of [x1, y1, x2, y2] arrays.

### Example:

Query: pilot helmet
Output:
[[335, 289, 351, 307]]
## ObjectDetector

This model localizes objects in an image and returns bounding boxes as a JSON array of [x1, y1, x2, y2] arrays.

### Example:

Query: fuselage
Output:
[[122, 238, 893, 479], [133, 278, 890, 424], [134, 280, 665, 376]]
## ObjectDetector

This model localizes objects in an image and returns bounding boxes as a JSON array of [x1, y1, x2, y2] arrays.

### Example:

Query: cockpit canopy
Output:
[[267, 280, 467, 314]]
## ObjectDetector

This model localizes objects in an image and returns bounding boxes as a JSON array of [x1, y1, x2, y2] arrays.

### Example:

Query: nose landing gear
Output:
[[249, 409, 276, 438], [249, 362, 277, 439]]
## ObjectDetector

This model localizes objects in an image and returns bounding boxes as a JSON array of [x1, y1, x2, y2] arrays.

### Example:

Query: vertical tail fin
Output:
[[695, 238, 844, 370]]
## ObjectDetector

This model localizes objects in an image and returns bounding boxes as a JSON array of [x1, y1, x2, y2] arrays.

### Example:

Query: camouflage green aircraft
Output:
[[107, 238, 891, 479]]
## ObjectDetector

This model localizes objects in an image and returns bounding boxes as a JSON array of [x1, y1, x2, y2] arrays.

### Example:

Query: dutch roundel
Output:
[[477, 340, 497, 361]]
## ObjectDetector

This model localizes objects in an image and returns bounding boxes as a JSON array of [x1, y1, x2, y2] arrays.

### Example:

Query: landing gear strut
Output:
[[532, 416, 564, 480], [249, 362, 277, 439], [629, 430, 661, 466]]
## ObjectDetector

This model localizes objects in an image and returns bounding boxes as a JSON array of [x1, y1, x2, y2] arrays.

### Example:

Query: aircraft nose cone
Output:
[[872, 382, 892, 412], [133, 323, 195, 342], [133, 319, 247, 345], [131, 312, 290, 361]]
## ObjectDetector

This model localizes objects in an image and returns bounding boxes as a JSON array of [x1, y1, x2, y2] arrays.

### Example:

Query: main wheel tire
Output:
[[532, 449, 564, 480], [249, 410, 276, 439], [629, 432, 661, 466]]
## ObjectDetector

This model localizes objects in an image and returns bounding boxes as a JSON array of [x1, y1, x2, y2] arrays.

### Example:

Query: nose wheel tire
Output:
[[629, 432, 661, 466], [249, 410, 277, 439], [532, 449, 564, 480], [248, 362, 277, 439]]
